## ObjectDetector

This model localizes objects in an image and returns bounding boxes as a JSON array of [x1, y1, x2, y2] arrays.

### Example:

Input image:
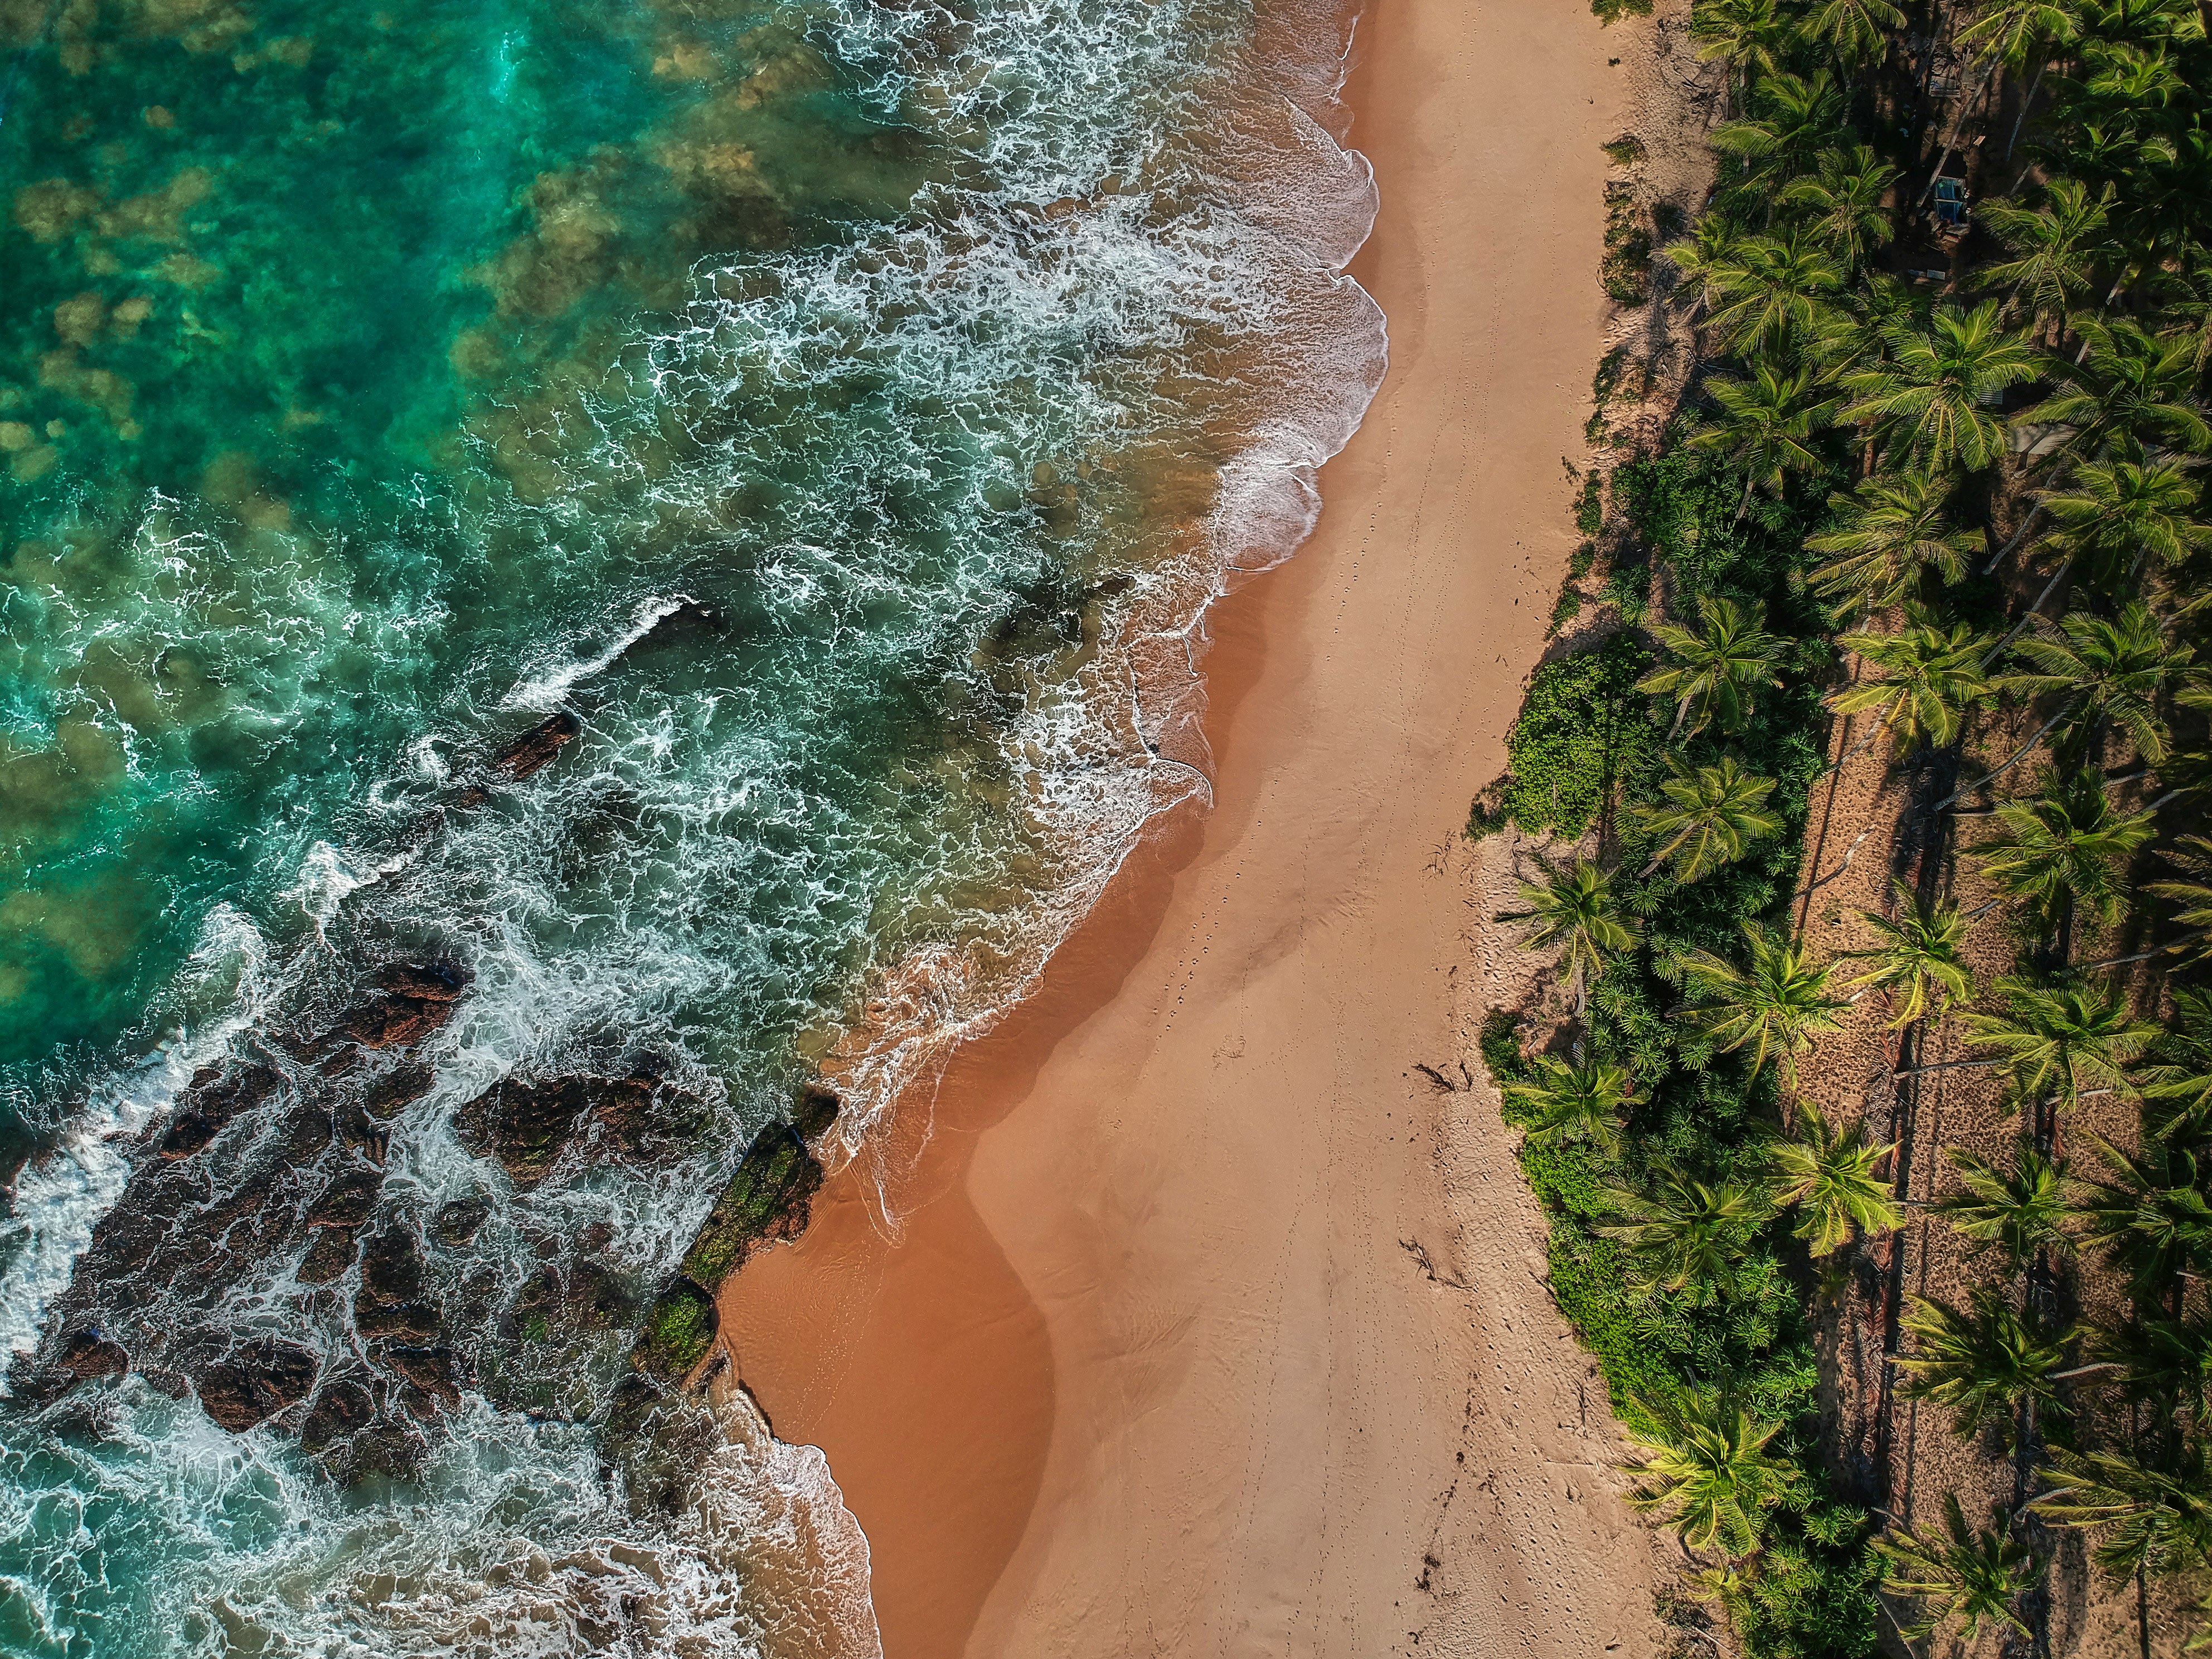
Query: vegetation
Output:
[[1482, 0, 2212, 1650]]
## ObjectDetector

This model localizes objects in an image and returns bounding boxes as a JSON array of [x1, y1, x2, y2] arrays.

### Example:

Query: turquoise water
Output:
[[0, 0, 1383, 1649]]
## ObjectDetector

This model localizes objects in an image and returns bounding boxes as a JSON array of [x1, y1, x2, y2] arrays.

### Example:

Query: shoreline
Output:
[[720, 1, 1665, 1652]]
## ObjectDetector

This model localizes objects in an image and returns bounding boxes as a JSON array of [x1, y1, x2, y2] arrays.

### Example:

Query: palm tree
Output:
[[2020, 315, 2212, 460], [2035, 1442, 2212, 1587], [1779, 145, 1899, 269], [1895, 1288, 2075, 1436], [1686, 359, 1840, 520], [1681, 923, 1846, 1081], [2133, 832, 2212, 966], [1711, 70, 1847, 196], [1632, 756, 1783, 881], [2031, 450, 2212, 591], [1806, 470, 1983, 611], [2069, 1131, 2212, 1307], [1619, 1388, 1793, 1555], [1936, 1144, 2075, 1267], [1978, 178, 2112, 345], [2091, 1307, 2212, 1423], [1497, 858, 1637, 1021], [1687, 0, 1793, 110], [1793, 0, 1904, 68], [1765, 1099, 1901, 1255], [1871, 1495, 2037, 1641], [1830, 613, 2000, 753], [1666, 216, 1749, 321], [2139, 986, 2212, 1136], [1976, 770, 2157, 931], [2007, 602, 2199, 764], [1838, 879, 1975, 1027], [1599, 1167, 1766, 1301], [1638, 595, 1787, 739], [1503, 1055, 1639, 1150], [1964, 975, 2160, 1117], [1841, 301, 2043, 472], [1704, 232, 1851, 357]]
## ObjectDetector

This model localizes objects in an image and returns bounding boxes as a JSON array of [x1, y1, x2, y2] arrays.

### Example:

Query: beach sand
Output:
[[720, 2, 1667, 1652]]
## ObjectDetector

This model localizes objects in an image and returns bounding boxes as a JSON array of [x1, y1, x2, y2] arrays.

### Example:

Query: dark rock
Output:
[[297, 1225, 360, 1286], [490, 711, 583, 782], [360, 1063, 434, 1120], [601, 1372, 718, 1515], [679, 1122, 823, 1291], [275, 1105, 335, 1165], [338, 992, 459, 1052], [793, 1081, 840, 1141], [430, 1195, 490, 1247], [196, 1340, 319, 1433], [354, 1225, 440, 1343], [374, 962, 467, 1002], [382, 1345, 460, 1405], [305, 1169, 382, 1230], [631, 1280, 717, 1382], [454, 1076, 590, 1190], [298, 1376, 377, 1451], [56, 1327, 128, 1382], [157, 1064, 280, 1160]]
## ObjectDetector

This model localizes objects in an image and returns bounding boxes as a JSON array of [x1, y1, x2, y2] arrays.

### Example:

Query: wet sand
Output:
[[720, 1, 1665, 1652]]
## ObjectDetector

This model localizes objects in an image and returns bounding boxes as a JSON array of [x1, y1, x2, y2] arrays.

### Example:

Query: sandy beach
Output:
[[720, 2, 1666, 1652]]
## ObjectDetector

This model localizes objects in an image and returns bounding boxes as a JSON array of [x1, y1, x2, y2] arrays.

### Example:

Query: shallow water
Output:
[[0, 0, 1384, 1649]]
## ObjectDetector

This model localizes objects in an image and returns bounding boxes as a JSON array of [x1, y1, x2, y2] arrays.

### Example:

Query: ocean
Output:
[[0, 0, 1382, 1650]]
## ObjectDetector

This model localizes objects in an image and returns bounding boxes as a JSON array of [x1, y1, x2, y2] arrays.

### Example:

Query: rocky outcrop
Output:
[[453, 1069, 710, 1191], [679, 1120, 824, 1291], [195, 1339, 319, 1433], [156, 1064, 279, 1159], [490, 711, 583, 781]]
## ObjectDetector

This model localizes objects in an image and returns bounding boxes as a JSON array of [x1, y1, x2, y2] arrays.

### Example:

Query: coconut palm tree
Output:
[[1599, 1167, 1766, 1302], [2069, 1131, 2212, 1306], [1964, 975, 2161, 1117], [1632, 756, 1784, 881], [1712, 70, 1848, 197], [1666, 215, 1749, 321], [1638, 595, 1788, 739], [2035, 1442, 2212, 1587], [1681, 923, 1846, 1081], [1806, 470, 1983, 610], [1838, 879, 1976, 1026], [1793, 0, 1905, 68], [1619, 1387, 1793, 1555], [2031, 450, 2212, 591], [1503, 1055, 1640, 1151], [1686, 358, 1841, 520], [1895, 1288, 2076, 1436], [1936, 1144, 2075, 1268], [2139, 986, 2212, 1136], [2020, 315, 2212, 460], [1779, 145, 1900, 269], [1979, 178, 2112, 345], [2091, 1307, 2212, 1423], [1764, 1099, 1901, 1254], [2141, 837, 2212, 973], [1841, 301, 2044, 472], [1830, 612, 2000, 753], [2008, 602, 2199, 764], [1687, 0, 1794, 111], [1872, 1495, 2038, 1641], [1976, 770, 2157, 931], [1704, 233, 1851, 357], [1497, 858, 1637, 1021]]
